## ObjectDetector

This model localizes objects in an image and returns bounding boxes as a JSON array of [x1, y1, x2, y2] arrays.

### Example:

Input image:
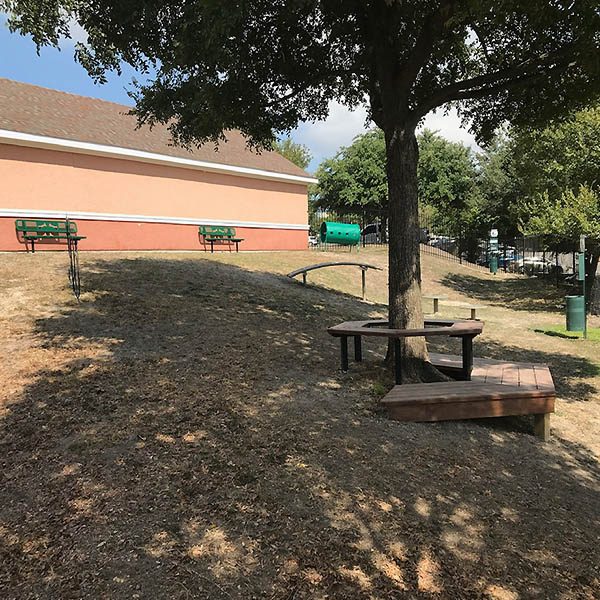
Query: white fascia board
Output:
[[0, 129, 318, 185], [0, 208, 309, 230]]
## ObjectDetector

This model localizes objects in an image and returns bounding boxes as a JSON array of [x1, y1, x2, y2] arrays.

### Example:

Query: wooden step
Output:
[[381, 358, 556, 440]]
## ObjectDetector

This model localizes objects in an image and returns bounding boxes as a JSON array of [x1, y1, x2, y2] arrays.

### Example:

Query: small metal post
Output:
[[361, 268, 366, 300], [340, 336, 349, 372], [354, 336, 362, 361], [433, 298, 439, 313], [302, 272, 307, 285], [394, 338, 402, 385]]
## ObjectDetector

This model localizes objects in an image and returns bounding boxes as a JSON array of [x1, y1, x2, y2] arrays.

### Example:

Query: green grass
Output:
[[533, 324, 600, 342]]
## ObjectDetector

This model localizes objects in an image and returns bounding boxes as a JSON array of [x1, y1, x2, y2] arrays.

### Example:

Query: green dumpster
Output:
[[566, 295, 585, 331], [320, 221, 360, 246]]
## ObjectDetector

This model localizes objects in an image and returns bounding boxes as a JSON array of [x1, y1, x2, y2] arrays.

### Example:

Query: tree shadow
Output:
[[440, 272, 566, 313], [1, 256, 598, 598]]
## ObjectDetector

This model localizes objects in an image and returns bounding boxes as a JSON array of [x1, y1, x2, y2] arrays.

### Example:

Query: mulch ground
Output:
[[0, 250, 598, 599]]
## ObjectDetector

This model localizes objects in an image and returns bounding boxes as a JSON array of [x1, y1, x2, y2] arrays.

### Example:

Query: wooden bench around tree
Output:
[[327, 318, 483, 384], [287, 262, 382, 300], [326, 318, 555, 440], [199, 225, 244, 253], [15, 219, 85, 253]]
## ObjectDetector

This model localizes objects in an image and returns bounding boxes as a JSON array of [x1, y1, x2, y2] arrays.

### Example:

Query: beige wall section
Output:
[[0, 144, 308, 226]]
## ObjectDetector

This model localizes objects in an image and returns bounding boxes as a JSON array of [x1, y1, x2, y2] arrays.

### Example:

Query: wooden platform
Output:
[[381, 355, 555, 440]]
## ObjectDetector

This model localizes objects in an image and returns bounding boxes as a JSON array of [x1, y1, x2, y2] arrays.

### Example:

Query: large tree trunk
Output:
[[384, 125, 445, 382], [586, 250, 600, 315]]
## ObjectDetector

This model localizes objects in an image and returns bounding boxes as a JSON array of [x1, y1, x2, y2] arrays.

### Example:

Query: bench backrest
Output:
[[199, 225, 236, 239], [15, 219, 78, 236]]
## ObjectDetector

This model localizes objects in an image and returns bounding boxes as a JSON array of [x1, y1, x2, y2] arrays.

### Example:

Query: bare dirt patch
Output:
[[0, 250, 598, 599]]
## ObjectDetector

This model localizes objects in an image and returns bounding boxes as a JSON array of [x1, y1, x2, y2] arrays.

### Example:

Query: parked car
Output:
[[361, 223, 386, 244], [513, 256, 552, 274]]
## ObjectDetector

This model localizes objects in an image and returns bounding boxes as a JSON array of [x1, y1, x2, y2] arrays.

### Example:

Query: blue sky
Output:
[[0, 16, 478, 172]]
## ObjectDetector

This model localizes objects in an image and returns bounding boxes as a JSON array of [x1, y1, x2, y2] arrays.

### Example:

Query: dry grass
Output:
[[0, 248, 598, 599]]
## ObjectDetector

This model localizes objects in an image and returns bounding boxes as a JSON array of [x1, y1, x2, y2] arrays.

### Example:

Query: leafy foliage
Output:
[[4, 1, 599, 148], [314, 129, 386, 215], [272, 137, 312, 170], [514, 108, 600, 200], [417, 128, 476, 214]]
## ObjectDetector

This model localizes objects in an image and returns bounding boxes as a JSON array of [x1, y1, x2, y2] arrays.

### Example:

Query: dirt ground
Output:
[[0, 248, 598, 599]]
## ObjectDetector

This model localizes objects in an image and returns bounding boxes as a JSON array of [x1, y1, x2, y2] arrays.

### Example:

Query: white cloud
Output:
[[420, 107, 480, 150], [291, 101, 480, 172], [292, 101, 371, 170]]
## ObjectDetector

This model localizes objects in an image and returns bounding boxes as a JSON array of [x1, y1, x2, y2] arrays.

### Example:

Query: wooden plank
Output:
[[501, 364, 521, 386], [385, 396, 555, 422], [381, 381, 555, 405], [483, 362, 505, 385], [518, 366, 538, 388], [533, 365, 555, 391]]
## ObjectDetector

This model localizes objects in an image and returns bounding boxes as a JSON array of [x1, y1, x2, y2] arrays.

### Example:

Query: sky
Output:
[[0, 16, 479, 172]]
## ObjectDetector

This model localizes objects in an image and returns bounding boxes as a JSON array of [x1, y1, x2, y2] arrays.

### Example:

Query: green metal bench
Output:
[[199, 225, 244, 253], [15, 219, 86, 253]]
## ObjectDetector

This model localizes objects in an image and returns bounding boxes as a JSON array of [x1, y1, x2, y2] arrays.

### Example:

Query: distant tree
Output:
[[511, 108, 600, 309], [314, 128, 387, 218], [514, 108, 600, 200], [417, 129, 477, 235], [474, 134, 521, 240], [8, 1, 599, 380], [524, 186, 600, 311], [273, 137, 312, 170]]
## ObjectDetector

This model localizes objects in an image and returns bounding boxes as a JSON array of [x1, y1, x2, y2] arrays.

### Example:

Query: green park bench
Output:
[[15, 219, 86, 253], [199, 225, 244, 253]]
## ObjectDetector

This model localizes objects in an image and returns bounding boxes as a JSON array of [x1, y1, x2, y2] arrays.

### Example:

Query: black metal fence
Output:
[[309, 209, 581, 286], [308, 209, 387, 251]]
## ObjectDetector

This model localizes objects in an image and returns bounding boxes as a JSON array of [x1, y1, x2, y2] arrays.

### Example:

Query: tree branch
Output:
[[415, 43, 580, 117]]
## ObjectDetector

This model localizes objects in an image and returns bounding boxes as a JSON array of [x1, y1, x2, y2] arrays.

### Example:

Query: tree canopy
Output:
[[273, 137, 313, 170], [314, 129, 387, 215]]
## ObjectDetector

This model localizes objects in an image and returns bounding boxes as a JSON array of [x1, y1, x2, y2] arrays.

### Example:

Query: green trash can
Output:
[[566, 295, 585, 331], [489, 254, 498, 275]]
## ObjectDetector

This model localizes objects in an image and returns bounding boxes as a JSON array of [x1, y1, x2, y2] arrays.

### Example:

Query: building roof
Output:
[[0, 78, 313, 183]]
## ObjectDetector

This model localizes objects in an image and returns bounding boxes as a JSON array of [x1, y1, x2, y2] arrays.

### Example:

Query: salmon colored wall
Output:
[[0, 144, 308, 226], [0, 217, 307, 251]]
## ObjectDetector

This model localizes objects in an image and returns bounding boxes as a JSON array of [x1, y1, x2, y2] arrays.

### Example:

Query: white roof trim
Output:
[[0, 128, 318, 185], [0, 208, 309, 230]]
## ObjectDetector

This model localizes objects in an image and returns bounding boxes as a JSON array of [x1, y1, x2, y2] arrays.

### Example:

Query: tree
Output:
[[7, 1, 599, 380], [314, 128, 387, 218], [417, 129, 476, 214], [510, 108, 600, 311], [273, 137, 312, 170], [514, 107, 600, 200], [474, 134, 521, 240], [523, 186, 600, 311]]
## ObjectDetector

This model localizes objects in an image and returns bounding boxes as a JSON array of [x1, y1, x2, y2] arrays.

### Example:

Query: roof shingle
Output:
[[0, 78, 310, 179]]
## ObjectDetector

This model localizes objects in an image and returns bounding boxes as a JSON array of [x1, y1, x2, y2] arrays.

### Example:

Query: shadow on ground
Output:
[[441, 272, 566, 313], [1, 257, 598, 599]]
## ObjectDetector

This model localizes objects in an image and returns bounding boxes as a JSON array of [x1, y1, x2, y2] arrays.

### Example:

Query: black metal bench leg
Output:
[[210, 241, 214, 253], [31, 239, 35, 253], [394, 338, 402, 385], [340, 336, 349, 372], [462, 335, 474, 380], [354, 335, 362, 361]]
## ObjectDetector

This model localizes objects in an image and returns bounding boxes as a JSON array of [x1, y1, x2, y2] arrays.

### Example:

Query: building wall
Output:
[[0, 144, 309, 251]]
